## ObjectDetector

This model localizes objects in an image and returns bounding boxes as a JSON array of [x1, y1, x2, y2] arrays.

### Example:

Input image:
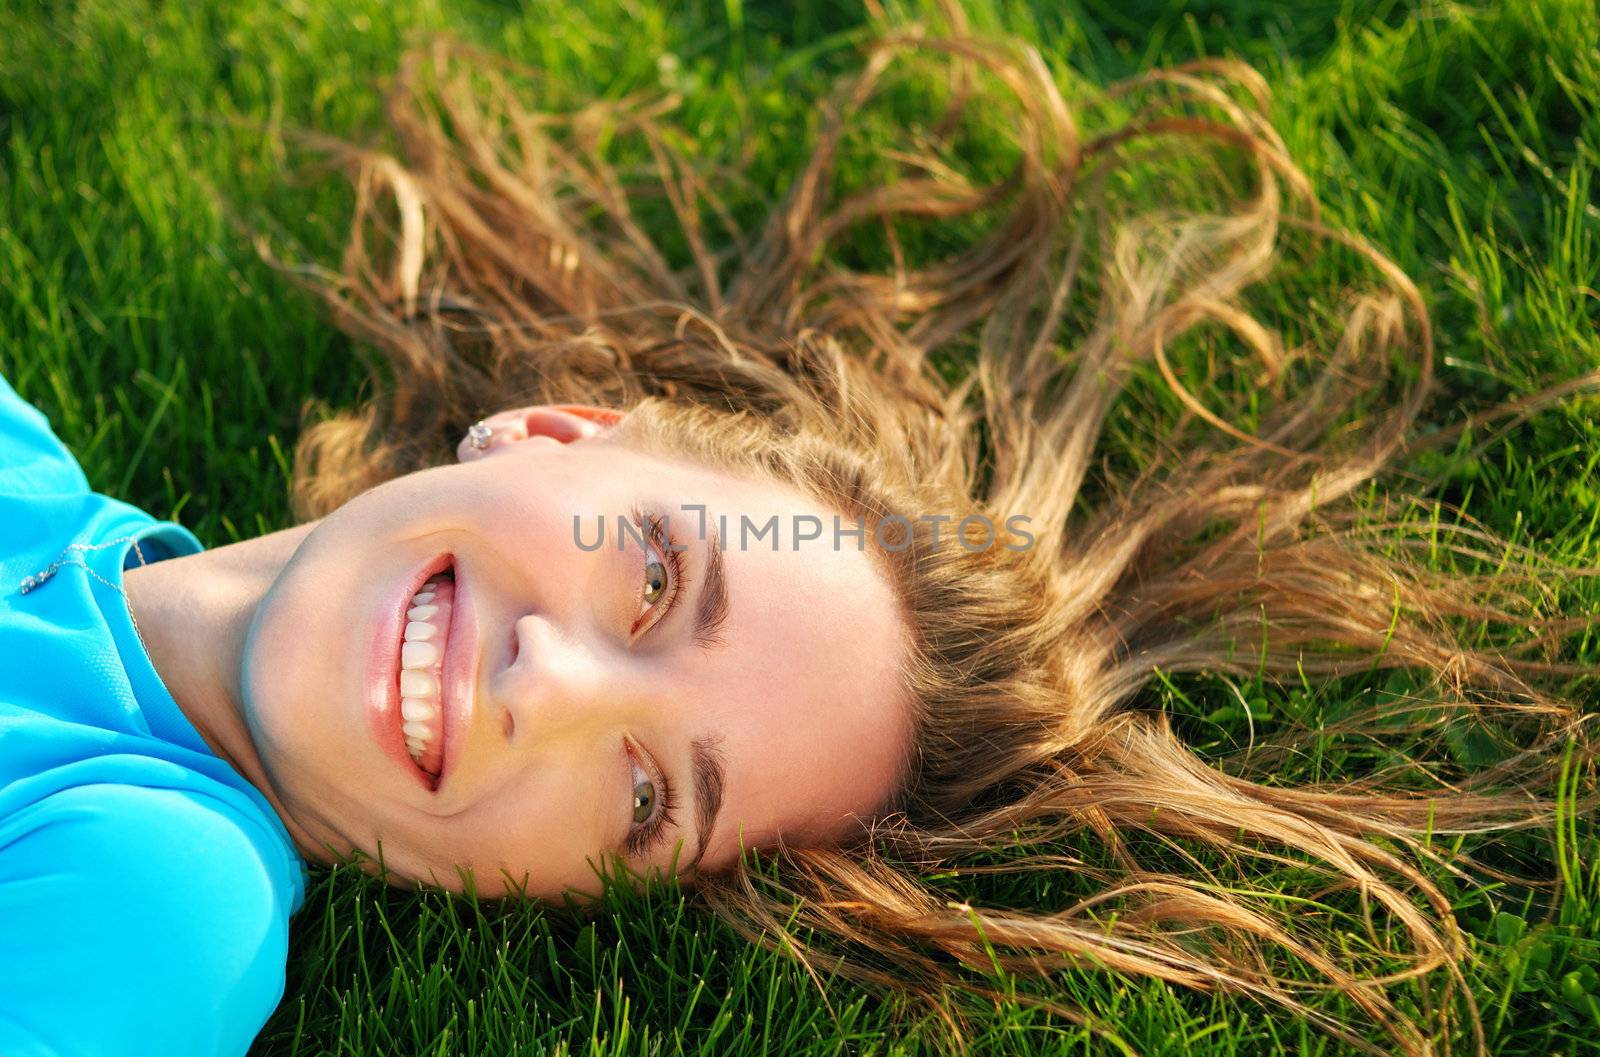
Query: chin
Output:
[[239, 578, 340, 780]]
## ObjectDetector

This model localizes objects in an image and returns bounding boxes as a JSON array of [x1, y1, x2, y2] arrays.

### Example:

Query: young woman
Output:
[[1, 16, 1592, 1057]]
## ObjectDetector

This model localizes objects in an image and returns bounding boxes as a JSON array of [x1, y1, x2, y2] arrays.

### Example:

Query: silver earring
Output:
[[467, 420, 493, 450]]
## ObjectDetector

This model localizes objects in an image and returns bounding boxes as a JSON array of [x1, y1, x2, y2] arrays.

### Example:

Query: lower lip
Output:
[[366, 555, 455, 791]]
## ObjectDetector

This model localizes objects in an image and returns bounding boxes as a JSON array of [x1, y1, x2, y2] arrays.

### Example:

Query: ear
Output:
[[457, 404, 626, 462]]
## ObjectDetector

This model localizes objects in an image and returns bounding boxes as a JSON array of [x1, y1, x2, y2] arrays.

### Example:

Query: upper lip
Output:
[[435, 558, 476, 796], [428, 573, 456, 788]]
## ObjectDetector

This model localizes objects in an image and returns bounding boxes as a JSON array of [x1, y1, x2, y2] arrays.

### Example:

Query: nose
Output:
[[491, 611, 644, 746]]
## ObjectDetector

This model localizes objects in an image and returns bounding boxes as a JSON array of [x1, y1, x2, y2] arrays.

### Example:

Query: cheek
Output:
[[445, 775, 610, 895]]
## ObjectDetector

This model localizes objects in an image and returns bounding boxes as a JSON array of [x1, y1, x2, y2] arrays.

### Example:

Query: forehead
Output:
[[599, 442, 913, 866]]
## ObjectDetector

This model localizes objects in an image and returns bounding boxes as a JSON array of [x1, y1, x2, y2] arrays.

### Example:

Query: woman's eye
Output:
[[642, 553, 669, 610], [631, 762, 657, 825], [630, 509, 684, 637], [624, 741, 675, 856]]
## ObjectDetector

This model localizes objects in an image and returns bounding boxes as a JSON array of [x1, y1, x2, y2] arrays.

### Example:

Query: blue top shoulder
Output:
[[0, 372, 308, 1057]]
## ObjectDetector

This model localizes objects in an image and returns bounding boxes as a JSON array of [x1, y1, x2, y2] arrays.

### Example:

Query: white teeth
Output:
[[399, 571, 454, 772], [401, 697, 438, 722], [402, 641, 440, 668], [400, 670, 439, 697]]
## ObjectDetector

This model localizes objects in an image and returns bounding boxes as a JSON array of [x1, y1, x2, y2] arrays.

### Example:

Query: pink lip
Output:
[[367, 554, 460, 792], [438, 560, 476, 796]]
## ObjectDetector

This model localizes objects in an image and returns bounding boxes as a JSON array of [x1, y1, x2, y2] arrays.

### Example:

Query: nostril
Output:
[[501, 619, 526, 742]]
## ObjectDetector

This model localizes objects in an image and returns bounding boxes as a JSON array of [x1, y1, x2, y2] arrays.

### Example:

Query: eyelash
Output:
[[624, 506, 687, 855]]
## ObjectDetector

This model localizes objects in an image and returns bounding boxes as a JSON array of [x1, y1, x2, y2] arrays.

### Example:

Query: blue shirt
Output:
[[0, 373, 308, 1056]]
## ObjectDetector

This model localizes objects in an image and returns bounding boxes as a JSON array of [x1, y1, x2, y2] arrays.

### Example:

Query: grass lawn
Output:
[[3, 0, 1599, 1053]]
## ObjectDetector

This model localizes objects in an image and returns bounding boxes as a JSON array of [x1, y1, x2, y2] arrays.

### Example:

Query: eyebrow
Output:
[[680, 520, 728, 870], [684, 734, 727, 872], [689, 518, 730, 652]]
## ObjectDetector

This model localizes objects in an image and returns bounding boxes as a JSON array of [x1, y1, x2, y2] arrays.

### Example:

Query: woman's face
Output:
[[240, 406, 912, 898]]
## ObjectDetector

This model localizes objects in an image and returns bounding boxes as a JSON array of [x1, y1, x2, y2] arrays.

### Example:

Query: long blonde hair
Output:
[[284, 10, 1596, 1054]]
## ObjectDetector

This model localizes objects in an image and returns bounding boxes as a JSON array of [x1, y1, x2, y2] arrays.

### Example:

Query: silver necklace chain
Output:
[[17, 534, 152, 646]]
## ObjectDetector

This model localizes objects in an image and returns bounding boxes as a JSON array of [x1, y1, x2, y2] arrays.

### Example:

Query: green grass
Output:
[[3, 0, 1599, 1054]]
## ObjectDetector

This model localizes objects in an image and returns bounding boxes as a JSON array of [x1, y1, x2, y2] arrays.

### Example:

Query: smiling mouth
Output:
[[398, 568, 455, 778]]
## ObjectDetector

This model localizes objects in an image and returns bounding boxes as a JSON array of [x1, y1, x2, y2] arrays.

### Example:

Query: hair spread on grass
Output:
[[284, 9, 1597, 1055]]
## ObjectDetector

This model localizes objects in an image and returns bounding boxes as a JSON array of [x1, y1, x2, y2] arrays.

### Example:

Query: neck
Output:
[[124, 521, 318, 849]]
